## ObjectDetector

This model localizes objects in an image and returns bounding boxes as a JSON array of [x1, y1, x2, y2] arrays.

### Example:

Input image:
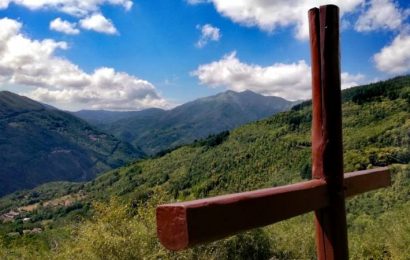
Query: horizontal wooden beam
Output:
[[157, 179, 328, 251], [156, 167, 390, 251], [344, 167, 391, 197]]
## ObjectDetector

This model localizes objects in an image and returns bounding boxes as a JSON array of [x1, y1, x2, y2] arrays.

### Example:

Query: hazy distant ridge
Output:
[[75, 90, 296, 155]]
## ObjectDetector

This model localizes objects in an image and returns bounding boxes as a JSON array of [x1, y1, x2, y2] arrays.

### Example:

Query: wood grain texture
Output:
[[310, 5, 349, 259], [156, 167, 390, 251], [344, 167, 391, 197]]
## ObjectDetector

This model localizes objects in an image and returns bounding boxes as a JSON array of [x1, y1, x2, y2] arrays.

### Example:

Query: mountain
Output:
[[71, 108, 165, 126], [0, 91, 144, 196], [82, 90, 296, 155], [1, 76, 409, 259], [82, 76, 410, 201]]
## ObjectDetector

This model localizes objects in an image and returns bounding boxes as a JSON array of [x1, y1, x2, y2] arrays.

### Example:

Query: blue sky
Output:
[[0, 0, 409, 110]]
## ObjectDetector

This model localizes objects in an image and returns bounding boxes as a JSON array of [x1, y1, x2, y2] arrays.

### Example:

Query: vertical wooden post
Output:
[[309, 5, 349, 260]]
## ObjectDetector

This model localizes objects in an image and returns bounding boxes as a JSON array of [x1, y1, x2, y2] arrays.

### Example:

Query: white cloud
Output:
[[80, 13, 117, 34], [50, 18, 79, 35], [29, 68, 168, 110], [0, 17, 168, 111], [0, 0, 133, 17], [192, 51, 366, 100], [0, 0, 131, 35], [341, 72, 365, 89], [188, 0, 364, 40], [0, 0, 11, 9], [196, 24, 221, 48], [355, 0, 407, 32], [192, 51, 311, 100], [374, 34, 410, 74]]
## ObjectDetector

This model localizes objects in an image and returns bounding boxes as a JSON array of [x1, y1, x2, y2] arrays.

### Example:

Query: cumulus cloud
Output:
[[29, 68, 167, 110], [0, 0, 10, 9], [80, 13, 117, 34], [191, 52, 311, 100], [0, 17, 168, 110], [188, 0, 364, 40], [196, 24, 221, 48], [0, 0, 132, 17], [50, 18, 79, 35], [0, 0, 131, 35], [374, 34, 410, 74], [355, 0, 407, 32], [341, 72, 365, 89], [192, 52, 365, 100]]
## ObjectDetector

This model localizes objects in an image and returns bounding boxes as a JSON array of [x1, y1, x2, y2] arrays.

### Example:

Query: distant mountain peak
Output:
[[219, 89, 255, 96], [239, 89, 256, 94], [82, 89, 295, 155]]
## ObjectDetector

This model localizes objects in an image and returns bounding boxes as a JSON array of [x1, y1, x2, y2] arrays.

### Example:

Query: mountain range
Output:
[[74, 90, 296, 155], [1, 76, 409, 259], [0, 90, 295, 196], [0, 91, 143, 196]]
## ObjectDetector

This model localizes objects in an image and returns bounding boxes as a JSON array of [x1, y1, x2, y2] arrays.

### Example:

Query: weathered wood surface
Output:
[[309, 5, 348, 259], [344, 167, 391, 197], [156, 167, 390, 251]]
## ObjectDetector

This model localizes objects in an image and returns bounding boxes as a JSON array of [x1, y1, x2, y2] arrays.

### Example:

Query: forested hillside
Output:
[[0, 91, 144, 196], [0, 76, 409, 259], [72, 108, 165, 126], [83, 90, 295, 155]]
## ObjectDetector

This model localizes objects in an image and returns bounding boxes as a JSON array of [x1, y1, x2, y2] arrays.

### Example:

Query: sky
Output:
[[0, 0, 409, 111]]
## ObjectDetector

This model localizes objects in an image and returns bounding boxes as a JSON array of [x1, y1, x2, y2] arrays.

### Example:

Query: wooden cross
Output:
[[156, 5, 391, 259]]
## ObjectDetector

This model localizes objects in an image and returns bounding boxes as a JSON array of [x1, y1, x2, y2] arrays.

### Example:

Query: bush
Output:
[[56, 189, 276, 260]]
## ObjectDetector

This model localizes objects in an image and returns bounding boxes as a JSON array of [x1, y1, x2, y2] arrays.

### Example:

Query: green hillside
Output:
[[90, 90, 295, 155], [72, 108, 164, 126], [0, 76, 410, 259], [0, 91, 144, 196]]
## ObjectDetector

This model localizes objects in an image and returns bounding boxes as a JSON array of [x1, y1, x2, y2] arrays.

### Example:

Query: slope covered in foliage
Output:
[[1, 76, 410, 259], [88, 90, 295, 155], [72, 108, 164, 126], [0, 91, 144, 196]]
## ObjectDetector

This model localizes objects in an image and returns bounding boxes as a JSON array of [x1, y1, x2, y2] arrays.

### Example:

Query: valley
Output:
[[75, 90, 296, 155], [0, 76, 409, 259]]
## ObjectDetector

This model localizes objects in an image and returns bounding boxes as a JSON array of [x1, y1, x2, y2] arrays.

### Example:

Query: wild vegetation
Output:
[[80, 90, 295, 155], [0, 76, 409, 259], [0, 91, 143, 196]]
